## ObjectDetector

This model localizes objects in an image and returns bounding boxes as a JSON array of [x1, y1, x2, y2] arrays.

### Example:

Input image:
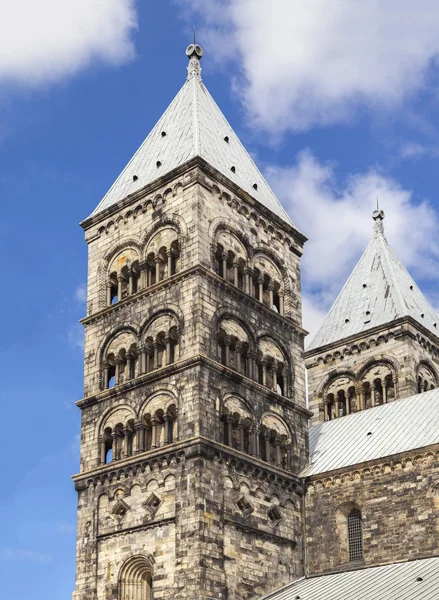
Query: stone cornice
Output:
[[96, 516, 175, 541], [76, 354, 311, 417], [303, 443, 439, 487], [304, 316, 439, 364], [224, 518, 297, 547], [80, 264, 306, 336], [80, 157, 307, 247], [72, 436, 303, 490]]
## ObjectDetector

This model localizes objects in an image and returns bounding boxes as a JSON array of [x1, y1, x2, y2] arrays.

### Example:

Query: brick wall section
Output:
[[304, 447, 439, 575]]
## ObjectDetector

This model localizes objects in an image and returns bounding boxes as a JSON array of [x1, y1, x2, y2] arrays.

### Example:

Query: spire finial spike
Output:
[[377, 196, 379, 211], [186, 38, 203, 80]]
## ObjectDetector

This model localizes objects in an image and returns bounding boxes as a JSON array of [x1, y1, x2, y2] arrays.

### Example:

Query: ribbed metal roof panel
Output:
[[302, 389, 439, 476], [307, 221, 439, 349], [259, 557, 439, 600], [90, 61, 293, 226]]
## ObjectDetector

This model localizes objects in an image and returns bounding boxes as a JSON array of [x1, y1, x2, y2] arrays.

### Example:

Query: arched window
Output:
[[118, 555, 153, 599], [348, 509, 363, 561]]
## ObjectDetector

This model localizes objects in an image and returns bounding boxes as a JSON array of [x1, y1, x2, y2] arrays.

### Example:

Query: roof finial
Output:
[[186, 38, 203, 80], [372, 201, 385, 235]]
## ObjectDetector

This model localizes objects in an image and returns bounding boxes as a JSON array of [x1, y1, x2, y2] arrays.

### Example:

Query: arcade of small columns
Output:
[[214, 242, 285, 316], [106, 237, 179, 306], [100, 404, 177, 465], [217, 326, 288, 397], [220, 402, 294, 471], [417, 364, 438, 392], [102, 325, 179, 390], [322, 364, 398, 421]]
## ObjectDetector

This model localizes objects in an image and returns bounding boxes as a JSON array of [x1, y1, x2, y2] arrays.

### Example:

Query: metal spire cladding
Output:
[[308, 209, 439, 351], [90, 43, 293, 226]]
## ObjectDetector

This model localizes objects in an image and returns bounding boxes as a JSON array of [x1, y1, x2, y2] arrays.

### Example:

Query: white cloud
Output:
[[185, 0, 439, 131], [68, 324, 84, 351], [0, 0, 137, 86], [74, 283, 87, 303], [400, 142, 439, 160], [265, 151, 439, 339], [0, 547, 52, 563]]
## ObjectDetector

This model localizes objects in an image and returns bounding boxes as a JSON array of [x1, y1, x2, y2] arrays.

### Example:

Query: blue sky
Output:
[[0, 2, 438, 598]]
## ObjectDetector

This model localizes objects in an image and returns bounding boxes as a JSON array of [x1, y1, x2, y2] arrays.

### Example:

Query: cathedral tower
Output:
[[72, 44, 309, 599], [305, 208, 439, 425]]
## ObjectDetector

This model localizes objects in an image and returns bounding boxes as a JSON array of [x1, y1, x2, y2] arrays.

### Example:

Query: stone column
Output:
[[151, 419, 159, 449], [271, 359, 278, 392], [139, 261, 147, 289], [346, 391, 351, 415], [221, 253, 228, 279], [246, 351, 255, 380], [285, 442, 292, 471], [126, 354, 133, 380], [106, 283, 112, 307], [146, 348, 152, 373], [258, 276, 264, 302], [165, 336, 171, 365], [167, 250, 173, 278], [359, 388, 365, 411], [264, 430, 271, 462], [163, 415, 170, 445], [224, 335, 231, 367], [383, 383, 388, 403], [235, 342, 243, 373], [99, 437, 106, 465], [117, 274, 124, 301], [260, 359, 267, 386], [147, 266, 152, 288], [334, 397, 339, 419], [138, 346, 146, 375], [122, 427, 130, 458], [155, 257, 161, 283], [226, 415, 234, 447], [128, 269, 134, 295], [112, 431, 119, 461], [153, 343, 159, 370], [114, 358, 122, 385], [275, 437, 282, 467], [233, 261, 239, 287], [371, 385, 376, 407], [323, 400, 329, 421], [135, 423, 145, 454], [244, 267, 252, 294], [268, 284, 274, 309], [102, 362, 109, 389], [238, 423, 245, 451], [279, 292, 285, 316]]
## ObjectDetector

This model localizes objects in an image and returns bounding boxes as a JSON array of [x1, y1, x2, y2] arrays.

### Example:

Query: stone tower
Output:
[[305, 208, 439, 425], [72, 44, 309, 600]]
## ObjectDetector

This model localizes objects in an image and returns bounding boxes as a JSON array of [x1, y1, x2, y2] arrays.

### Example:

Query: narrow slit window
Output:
[[348, 509, 363, 560]]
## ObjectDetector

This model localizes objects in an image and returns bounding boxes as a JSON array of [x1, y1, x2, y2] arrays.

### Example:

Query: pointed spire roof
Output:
[[90, 43, 293, 226], [308, 209, 439, 351]]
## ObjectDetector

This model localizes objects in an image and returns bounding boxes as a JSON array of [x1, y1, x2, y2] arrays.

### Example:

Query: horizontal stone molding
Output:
[[224, 518, 297, 547], [305, 444, 439, 491]]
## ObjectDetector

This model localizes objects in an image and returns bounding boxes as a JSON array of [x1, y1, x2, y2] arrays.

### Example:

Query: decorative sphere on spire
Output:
[[186, 43, 203, 59], [372, 208, 385, 222]]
